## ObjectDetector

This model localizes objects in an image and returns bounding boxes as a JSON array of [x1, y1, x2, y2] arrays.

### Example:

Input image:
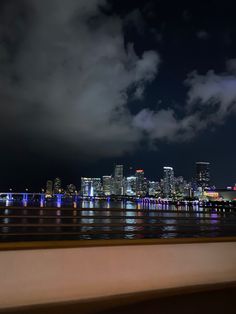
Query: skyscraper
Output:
[[125, 176, 136, 196], [174, 176, 185, 197], [148, 181, 160, 197], [46, 180, 53, 197], [53, 177, 62, 194], [102, 176, 113, 196], [66, 184, 77, 196], [81, 177, 102, 197], [114, 165, 124, 195], [195, 162, 210, 190], [135, 169, 146, 196], [163, 167, 175, 198]]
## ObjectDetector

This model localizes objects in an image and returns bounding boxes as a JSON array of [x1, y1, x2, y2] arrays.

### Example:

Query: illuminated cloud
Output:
[[226, 58, 236, 73], [0, 0, 160, 157], [133, 63, 236, 144], [196, 30, 209, 40], [186, 69, 236, 121], [0, 0, 235, 160]]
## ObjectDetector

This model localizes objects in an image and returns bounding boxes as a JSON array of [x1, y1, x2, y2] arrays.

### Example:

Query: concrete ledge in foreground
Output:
[[0, 237, 235, 309]]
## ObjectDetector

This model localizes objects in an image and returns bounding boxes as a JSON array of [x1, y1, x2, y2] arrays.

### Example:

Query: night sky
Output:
[[0, 0, 236, 191]]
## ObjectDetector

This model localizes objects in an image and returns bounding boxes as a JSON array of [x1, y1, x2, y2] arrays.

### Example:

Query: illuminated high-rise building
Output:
[[148, 181, 160, 196], [81, 177, 102, 197], [114, 165, 124, 195], [46, 180, 53, 197], [163, 167, 175, 198], [135, 169, 145, 196], [81, 178, 92, 197], [66, 184, 77, 196], [174, 176, 191, 198], [53, 177, 62, 194], [102, 176, 113, 196], [174, 176, 184, 196], [143, 177, 148, 196], [195, 162, 210, 190], [125, 176, 136, 196]]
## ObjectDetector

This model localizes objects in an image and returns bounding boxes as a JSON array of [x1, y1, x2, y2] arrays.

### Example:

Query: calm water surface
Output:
[[0, 199, 236, 242]]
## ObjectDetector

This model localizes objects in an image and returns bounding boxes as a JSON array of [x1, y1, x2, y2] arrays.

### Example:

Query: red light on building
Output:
[[136, 169, 144, 173]]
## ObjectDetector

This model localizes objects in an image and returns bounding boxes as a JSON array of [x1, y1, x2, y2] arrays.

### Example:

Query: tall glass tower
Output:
[[135, 169, 145, 196], [163, 167, 174, 198], [46, 180, 53, 197], [53, 177, 62, 194], [81, 177, 102, 197], [195, 162, 210, 189], [125, 176, 136, 196], [102, 176, 113, 196], [114, 165, 124, 195]]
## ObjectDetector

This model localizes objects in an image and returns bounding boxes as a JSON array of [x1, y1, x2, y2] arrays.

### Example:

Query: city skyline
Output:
[[79, 162, 204, 198], [27, 161, 235, 201], [1, 159, 236, 192]]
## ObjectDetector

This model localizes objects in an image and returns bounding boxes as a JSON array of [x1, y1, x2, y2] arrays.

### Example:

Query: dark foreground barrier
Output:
[[1, 282, 236, 314]]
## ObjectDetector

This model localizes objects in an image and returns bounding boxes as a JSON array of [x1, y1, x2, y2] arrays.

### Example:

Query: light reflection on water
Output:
[[210, 211, 220, 224], [0, 198, 223, 212], [0, 199, 235, 241], [3, 217, 9, 224], [124, 210, 138, 232], [5, 200, 12, 207], [81, 210, 95, 232]]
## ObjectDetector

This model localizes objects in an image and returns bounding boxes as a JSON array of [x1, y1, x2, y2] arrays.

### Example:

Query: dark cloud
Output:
[[226, 58, 236, 73], [124, 9, 145, 35], [0, 0, 160, 159], [0, 0, 236, 163], [186, 68, 236, 122], [196, 30, 209, 40], [132, 61, 236, 145]]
